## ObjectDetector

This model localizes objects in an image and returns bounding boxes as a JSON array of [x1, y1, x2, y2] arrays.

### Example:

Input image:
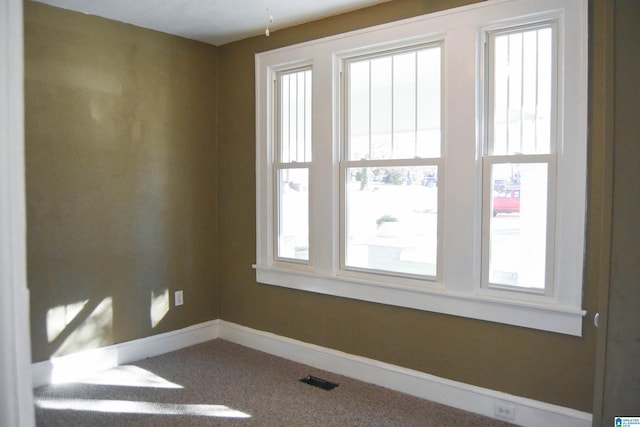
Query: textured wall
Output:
[[23, 0, 609, 414], [218, 0, 601, 412], [599, 0, 640, 420], [25, 2, 220, 362]]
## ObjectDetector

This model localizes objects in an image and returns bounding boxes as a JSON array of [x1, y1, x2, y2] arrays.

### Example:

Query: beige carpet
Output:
[[34, 340, 515, 426]]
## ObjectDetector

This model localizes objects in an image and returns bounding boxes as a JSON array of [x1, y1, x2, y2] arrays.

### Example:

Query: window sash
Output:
[[339, 158, 443, 281], [276, 67, 312, 163], [275, 164, 310, 262], [481, 154, 556, 296], [342, 43, 443, 161], [486, 22, 557, 156]]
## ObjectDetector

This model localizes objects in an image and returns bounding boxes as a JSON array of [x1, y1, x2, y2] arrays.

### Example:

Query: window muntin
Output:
[[483, 23, 556, 294], [342, 45, 442, 279], [275, 68, 312, 261]]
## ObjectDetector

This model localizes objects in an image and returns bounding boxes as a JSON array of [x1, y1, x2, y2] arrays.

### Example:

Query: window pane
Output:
[[349, 61, 370, 160], [393, 52, 416, 159], [370, 57, 392, 160], [347, 45, 441, 161], [416, 48, 441, 158], [490, 27, 553, 155], [277, 168, 309, 260], [488, 163, 547, 289], [279, 69, 312, 163], [345, 166, 438, 277]]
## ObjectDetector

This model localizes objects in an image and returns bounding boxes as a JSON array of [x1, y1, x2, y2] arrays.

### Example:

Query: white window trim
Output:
[[1, 0, 36, 425], [255, 0, 587, 336]]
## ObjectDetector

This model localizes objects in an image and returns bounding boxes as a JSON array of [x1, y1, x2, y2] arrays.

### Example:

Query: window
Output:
[[275, 68, 312, 261], [255, 0, 587, 336], [482, 24, 556, 294], [342, 45, 442, 279]]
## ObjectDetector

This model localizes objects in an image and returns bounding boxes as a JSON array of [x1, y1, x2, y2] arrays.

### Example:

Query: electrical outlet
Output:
[[494, 402, 515, 420], [174, 290, 183, 306]]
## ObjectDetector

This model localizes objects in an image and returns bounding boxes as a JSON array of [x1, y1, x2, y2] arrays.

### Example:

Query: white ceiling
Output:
[[33, 0, 390, 46]]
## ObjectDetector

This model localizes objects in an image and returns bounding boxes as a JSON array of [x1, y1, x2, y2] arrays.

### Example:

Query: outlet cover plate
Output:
[[494, 402, 515, 420]]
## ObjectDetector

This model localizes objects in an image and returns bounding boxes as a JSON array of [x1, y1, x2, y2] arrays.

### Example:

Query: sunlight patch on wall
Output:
[[51, 297, 113, 358], [76, 365, 183, 389], [150, 288, 169, 328], [47, 300, 89, 343], [34, 398, 251, 418]]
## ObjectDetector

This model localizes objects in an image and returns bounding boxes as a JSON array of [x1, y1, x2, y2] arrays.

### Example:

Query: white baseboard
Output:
[[217, 321, 592, 427], [31, 319, 592, 427], [32, 320, 220, 388]]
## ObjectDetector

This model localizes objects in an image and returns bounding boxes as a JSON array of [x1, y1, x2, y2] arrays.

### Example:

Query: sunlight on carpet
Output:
[[34, 398, 251, 418], [73, 365, 183, 389]]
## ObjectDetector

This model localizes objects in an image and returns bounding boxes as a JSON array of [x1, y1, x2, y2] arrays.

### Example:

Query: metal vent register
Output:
[[299, 375, 339, 391]]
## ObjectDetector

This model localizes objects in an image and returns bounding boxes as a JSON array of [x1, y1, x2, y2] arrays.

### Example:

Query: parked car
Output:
[[493, 187, 520, 216]]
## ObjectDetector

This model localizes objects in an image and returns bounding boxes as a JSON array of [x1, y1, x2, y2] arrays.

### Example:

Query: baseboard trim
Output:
[[218, 321, 592, 427], [32, 320, 220, 388], [31, 319, 592, 427]]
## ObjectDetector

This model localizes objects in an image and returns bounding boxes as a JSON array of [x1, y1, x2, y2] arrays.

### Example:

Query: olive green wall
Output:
[[25, 2, 220, 363], [218, 0, 605, 413], [596, 0, 640, 421], [24, 0, 609, 414]]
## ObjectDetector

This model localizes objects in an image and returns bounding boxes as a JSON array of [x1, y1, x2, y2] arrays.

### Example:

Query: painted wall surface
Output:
[[218, 0, 604, 412], [599, 0, 640, 421], [25, 2, 220, 363], [23, 0, 611, 415]]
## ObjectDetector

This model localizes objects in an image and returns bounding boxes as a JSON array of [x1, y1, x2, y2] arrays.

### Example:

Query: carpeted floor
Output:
[[34, 340, 516, 426]]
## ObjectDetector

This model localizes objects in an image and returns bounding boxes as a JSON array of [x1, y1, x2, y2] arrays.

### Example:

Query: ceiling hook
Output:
[[265, 8, 273, 37]]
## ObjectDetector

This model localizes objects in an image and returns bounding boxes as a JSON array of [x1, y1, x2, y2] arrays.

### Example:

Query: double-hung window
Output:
[[483, 24, 557, 293], [255, 0, 587, 336], [275, 67, 312, 261], [342, 44, 442, 279]]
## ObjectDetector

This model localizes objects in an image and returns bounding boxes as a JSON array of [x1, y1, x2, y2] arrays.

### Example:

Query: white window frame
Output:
[[255, 0, 587, 336]]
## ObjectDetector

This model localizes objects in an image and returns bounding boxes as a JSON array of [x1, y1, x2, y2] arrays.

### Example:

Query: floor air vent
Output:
[[300, 375, 339, 390]]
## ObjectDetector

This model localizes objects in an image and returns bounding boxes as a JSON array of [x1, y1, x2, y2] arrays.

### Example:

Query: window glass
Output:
[[345, 166, 438, 277], [489, 26, 553, 155], [488, 163, 547, 289], [277, 168, 309, 260], [347, 45, 441, 161], [279, 69, 312, 163]]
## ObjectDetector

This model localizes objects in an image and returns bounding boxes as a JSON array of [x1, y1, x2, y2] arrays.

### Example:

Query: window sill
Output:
[[253, 265, 586, 336]]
